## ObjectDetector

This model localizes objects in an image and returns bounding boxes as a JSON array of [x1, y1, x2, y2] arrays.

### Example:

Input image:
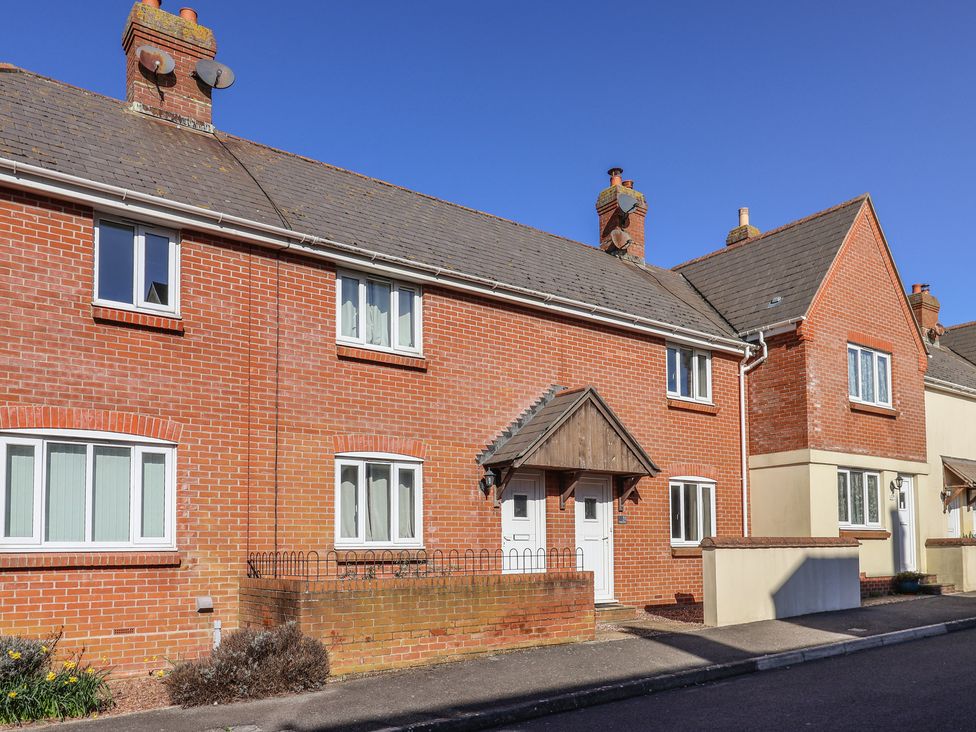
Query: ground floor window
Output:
[[0, 432, 175, 550], [837, 468, 881, 528], [335, 454, 422, 548], [670, 478, 715, 546]]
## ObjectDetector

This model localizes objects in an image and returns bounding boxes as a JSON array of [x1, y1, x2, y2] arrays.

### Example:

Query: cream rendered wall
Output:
[[923, 387, 976, 548], [749, 463, 812, 536]]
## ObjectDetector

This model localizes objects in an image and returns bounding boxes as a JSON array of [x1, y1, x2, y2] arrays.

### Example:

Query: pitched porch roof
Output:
[[942, 456, 976, 507], [479, 387, 659, 476]]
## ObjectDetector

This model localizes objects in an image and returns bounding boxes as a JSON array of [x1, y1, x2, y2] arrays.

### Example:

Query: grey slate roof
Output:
[[0, 67, 738, 342], [675, 197, 867, 334], [942, 323, 976, 366], [926, 343, 976, 393]]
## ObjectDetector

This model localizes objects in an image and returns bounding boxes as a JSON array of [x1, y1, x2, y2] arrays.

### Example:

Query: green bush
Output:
[[0, 632, 111, 724], [165, 622, 329, 707]]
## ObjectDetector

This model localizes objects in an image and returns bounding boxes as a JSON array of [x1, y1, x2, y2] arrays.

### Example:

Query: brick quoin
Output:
[[0, 186, 744, 674]]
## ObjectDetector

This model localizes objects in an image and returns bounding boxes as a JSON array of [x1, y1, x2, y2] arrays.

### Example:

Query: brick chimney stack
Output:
[[122, 0, 217, 129], [726, 207, 761, 246], [908, 283, 943, 344], [596, 168, 648, 261]]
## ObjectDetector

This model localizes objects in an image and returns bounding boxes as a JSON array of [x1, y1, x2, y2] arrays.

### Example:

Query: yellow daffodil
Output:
[[155, 669, 166, 678], [41, 645, 48, 653], [86, 667, 95, 675], [67, 676, 78, 684], [7, 650, 21, 660], [62, 660, 76, 670], [46, 671, 56, 681], [7, 691, 16, 699]]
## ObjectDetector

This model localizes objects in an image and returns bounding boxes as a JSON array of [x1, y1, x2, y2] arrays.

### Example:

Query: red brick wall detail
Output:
[[0, 405, 183, 443]]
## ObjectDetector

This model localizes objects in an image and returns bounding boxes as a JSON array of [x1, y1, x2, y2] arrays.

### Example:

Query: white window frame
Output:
[[669, 477, 716, 546], [666, 344, 712, 403], [335, 269, 422, 357], [837, 468, 883, 530], [0, 431, 176, 552], [93, 216, 180, 317], [847, 343, 892, 408], [334, 453, 423, 549]]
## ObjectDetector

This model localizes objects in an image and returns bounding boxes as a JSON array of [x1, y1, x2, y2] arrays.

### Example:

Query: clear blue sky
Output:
[[4, 1, 975, 323]]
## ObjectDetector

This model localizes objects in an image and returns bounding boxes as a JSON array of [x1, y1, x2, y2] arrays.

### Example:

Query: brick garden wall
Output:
[[239, 572, 595, 674]]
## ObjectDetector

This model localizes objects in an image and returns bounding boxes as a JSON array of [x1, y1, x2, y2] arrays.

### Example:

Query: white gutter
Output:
[[925, 375, 976, 400], [739, 329, 769, 536], [738, 316, 805, 340], [0, 156, 748, 355]]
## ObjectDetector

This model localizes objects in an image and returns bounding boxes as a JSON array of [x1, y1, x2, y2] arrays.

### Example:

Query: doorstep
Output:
[[595, 602, 639, 623]]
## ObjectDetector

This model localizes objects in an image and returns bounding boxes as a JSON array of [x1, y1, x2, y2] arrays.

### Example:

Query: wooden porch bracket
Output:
[[492, 467, 515, 508], [559, 471, 583, 510], [942, 483, 975, 512], [617, 476, 640, 513]]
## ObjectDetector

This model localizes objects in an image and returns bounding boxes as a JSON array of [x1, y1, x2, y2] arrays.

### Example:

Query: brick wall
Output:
[[747, 330, 809, 456], [239, 572, 595, 674]]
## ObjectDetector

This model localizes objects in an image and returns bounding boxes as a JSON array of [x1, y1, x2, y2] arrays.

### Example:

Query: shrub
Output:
[[164, 622, 329, 707], [0, 632, 111, 724]]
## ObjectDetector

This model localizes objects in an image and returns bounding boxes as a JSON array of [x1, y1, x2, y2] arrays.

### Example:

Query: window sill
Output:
[[336, 345, 427, 371], [839, 529, 891, 540], [849, 401, 897, 418], [667, 398, 719, 415], [671, 546, 703, 558], [92, 306, 184, 334], [0, 550, 182, 572]]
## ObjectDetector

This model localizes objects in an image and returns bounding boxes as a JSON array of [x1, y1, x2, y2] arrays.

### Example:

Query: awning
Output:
[[479, 386, 659, 508], [941, 456, 976, 508]]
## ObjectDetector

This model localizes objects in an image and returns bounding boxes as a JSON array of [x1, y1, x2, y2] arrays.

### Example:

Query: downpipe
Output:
[[739, 330, 768, 537]]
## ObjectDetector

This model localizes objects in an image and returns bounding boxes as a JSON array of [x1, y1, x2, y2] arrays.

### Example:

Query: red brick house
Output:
[[677, 198, 930, 581], [0, 2, 751, 672]]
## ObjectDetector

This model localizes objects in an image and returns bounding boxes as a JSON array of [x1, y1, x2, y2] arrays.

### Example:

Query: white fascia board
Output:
[[0, 156, 748, 355]]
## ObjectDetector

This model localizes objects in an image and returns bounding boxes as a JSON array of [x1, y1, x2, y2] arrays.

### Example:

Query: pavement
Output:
[[62, 593, 976, 732], [500, 623, 976, 730]]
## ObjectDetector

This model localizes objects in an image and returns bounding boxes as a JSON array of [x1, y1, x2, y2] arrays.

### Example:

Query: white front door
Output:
[[501, 471, 546, 573], [895, 475, 917, 572], [575, 475, 614, 602], [947, 496, 961, 538]]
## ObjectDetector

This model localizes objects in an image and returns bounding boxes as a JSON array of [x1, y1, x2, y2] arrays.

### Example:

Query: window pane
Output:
[[848, 348, 859, 397], [683, 483, 700, 542], [141, 453, 166, 539], [365, 463, 391, 542], [850, 471, 865, 525], [701, 485, 713, 537], [867, 474, 879, 524], [97, 221, 135, 304], [679, 348, 694, 398], [670, 485, 681, 540], [45, 444, 87, 542], [93, 446, 130, 542], [340, 277, 359, 339], [398, 468, 416, 540], [860, 351, 875, 402], [513, 494, 528, 519], [584, 498, 597, 520], [697, 354, 709, 399], [667, 348, 678, 393], [877, 356, 890, 404], [837, 472, 849, 523], [143, 233, 171, 306], [397, 289, 415, 349], [4, 445, 35, 538], [365, 281, 391, 347], [339, 465, 358, 539]]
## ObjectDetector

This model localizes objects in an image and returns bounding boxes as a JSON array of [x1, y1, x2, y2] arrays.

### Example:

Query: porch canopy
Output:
[[942, 456, 976, 508], [479, 386, 660, 510]]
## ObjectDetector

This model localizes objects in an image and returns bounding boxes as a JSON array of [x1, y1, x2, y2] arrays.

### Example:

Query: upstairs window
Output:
[[670, 479, 716, 546], [847, 344, 891, 407], [667, 345, 711, 402], [335, 454, 422, 548], [0, 432, 175, 551], [95, 219, 179, 315], [837, 468, 881, 529], [337, 271, 421, 356]]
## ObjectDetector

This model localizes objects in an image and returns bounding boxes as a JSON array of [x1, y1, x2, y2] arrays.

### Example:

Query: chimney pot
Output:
[[622, 180, 634, 189], [141, 0, 161, 7], [179, 7, 198, 23], [607, 167, 623, 187], [912, 283, 923, 294], [739, 207, 749, 227]]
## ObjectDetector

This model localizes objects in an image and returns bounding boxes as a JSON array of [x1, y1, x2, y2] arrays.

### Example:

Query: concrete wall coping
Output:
[[701, 536, 859, 550], [926, 538, 976, 547]]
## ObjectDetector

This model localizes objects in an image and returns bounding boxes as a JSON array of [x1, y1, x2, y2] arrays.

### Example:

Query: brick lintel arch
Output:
[[332, 434, 428, 460], [666, 462, 719, 481], [0, 406, 183, 443]]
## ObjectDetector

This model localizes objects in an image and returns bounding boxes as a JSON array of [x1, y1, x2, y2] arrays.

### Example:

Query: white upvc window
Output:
[[94, 218, 180, 316], [669, 478, 716, 546], [666, 344, 712, 403], [837, 468, 882, 529], [334, 454, 423, 548], [847, 343, 891, 407], [0, 432, 176, 551], [336, 270, 422, 356]]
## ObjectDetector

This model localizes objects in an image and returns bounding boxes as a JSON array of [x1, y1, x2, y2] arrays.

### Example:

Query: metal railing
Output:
[[246, 547, 584, 582]]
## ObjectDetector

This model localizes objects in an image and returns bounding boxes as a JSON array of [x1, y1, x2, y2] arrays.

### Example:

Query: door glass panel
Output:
[[45, 444, 87, 542], [339, 465, 358, 539], [143, 233, 171, 306], [4, 445, 35, 538], [365, 463, 391, 541], [141, 453, 166, 539], [584, 497, 597, 520], [837, 472, 849, 523], [850, 471, 865, 525], [513, 493, 528, 519], [866, 474, 880, 524], [365, 281, 391, 347], [670, 484, 681, 539], [97, 221, 135, 304], [92, 446, 130, 542], [340, 277, 359, 338], [683, 483, 700, 542], [397, 467, 416, 539], [397, 289, 415, 349]]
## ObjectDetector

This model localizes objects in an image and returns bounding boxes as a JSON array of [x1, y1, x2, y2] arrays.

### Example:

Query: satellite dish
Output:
[[617, 193, 639, 216], [610, 227, 633, 251], [136, 45, 175, 75], [194, 58, 236, 89]]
